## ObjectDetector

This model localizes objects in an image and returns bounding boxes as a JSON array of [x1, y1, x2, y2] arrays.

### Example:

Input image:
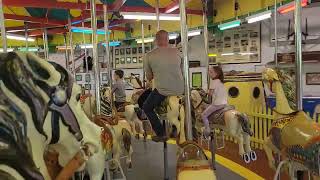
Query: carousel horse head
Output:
[[128, 73, 143, 89], [262, 68, 280, 93], [0, 52, 100, 172], [190, 89, 204, 109]]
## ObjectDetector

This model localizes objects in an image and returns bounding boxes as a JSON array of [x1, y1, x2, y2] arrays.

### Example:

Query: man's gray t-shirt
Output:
[[112, 80, 126, 102], [144, 47, 184, 96]]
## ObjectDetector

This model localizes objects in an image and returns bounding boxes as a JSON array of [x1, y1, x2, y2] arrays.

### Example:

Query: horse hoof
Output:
[[128, 163, 133, 170], [250, 151, 257, 161], [243, 153, 251, 164]]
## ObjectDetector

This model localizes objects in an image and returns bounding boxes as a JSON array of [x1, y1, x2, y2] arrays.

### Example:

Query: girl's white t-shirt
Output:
[[210, 79, 227, 105]]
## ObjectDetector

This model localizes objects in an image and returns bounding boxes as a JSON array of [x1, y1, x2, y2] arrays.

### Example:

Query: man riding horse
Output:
[[143, 30, 184, 142]]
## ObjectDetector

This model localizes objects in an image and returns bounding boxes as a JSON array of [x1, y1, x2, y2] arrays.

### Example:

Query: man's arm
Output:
[[143, 54, 153, 81]]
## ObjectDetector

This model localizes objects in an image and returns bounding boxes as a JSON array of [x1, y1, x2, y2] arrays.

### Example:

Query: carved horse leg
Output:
[[236, 133, 250, 163], [167, 97, 181, 138], [243, 132, 257, 161], [263, 137, 280, 170]]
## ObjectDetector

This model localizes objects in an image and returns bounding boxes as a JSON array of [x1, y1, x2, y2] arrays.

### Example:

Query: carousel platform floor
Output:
[[121, 139, 244, 180]]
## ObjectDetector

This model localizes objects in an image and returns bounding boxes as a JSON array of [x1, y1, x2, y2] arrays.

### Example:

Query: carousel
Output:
[[0, 0, 319, 180]]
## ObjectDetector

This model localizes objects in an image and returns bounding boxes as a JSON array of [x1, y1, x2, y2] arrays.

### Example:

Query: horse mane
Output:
[[0, 84, 44, 179], [0, 52, 49, 138]]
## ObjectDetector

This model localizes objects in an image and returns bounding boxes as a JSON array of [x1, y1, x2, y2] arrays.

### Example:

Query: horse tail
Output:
[[236, 113, 253, 136], [122, 128, 132, 153]]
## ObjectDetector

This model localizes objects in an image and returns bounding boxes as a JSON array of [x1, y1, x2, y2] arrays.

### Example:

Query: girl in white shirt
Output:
[[202, 65, 227, 134]]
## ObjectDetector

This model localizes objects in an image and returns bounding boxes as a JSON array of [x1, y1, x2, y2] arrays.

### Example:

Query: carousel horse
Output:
[[0, 52, 100, 180], [123, 74, 187, 143], [81, 91, 134, 172], [190, 89, 256, 163], [124, 74, 149, 137], [262, 68, 320, 178]]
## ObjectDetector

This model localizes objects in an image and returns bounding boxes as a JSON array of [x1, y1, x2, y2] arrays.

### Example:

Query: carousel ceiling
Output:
[[2, 0, 203, 37]]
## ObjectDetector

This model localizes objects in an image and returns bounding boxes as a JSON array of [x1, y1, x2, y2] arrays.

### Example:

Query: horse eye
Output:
[[76, 94, 81, 102]]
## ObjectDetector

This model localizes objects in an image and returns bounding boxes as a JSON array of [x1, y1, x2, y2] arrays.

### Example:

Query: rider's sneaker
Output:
[[151, 135, 168, 142]]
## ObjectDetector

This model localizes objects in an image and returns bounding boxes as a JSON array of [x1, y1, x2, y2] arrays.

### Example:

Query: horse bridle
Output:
[[37, 75, 83, 144]]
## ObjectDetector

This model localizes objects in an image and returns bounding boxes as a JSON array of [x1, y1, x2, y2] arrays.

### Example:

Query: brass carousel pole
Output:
[[82, 20, 88, 72], [202, 0, 210, 89], [90, 0, 101, 115], [179, 0, 193, 140], [103, 4, 113, 113], [43, 28, 49, 60], [274, 0, 278, 67], [156, 0, 160, 31], [25, 22, 29, 51], [0, 0, 7, 52], [63, 33, 69, 69], [294, 0, 303, 111], [68, 15, 76, 77], [141, 21, 145, 88]]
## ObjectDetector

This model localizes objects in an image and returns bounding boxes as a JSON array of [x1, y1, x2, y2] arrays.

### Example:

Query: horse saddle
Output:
[[155, 98, 170, 115], [134, 107, 147, 120], [208, 105, 235, 126], [94, 115, 119, 126]]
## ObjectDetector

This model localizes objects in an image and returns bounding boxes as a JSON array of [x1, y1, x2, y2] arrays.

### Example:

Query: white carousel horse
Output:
[[0, 52, 100, 180], [123, 74, 186, 143], [262, 68, 320, 180], [81, 91, 134, 173], [190, 89, 256, 163]]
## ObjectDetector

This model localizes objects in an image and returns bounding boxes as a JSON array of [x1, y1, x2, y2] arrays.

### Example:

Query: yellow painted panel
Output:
[[4, 20, 24, 27], [187, 0, 203, 10], [144, 0, 202, 10], [214, 0, 235, 22], [7, 7, 30, 16], [238, 0, 263, 15], [214, 0, 288, 23], [144, 0, 172, 8], [131, 15, 203, 37], [3, 6, 14, 14], [70, 9, 82, 17]]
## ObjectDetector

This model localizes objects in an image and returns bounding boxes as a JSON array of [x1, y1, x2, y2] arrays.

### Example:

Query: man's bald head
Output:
[[155, 30, 169, 47]]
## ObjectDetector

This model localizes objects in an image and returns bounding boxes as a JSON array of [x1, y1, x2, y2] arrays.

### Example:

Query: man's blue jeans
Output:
[[142, 89, 166, 136]]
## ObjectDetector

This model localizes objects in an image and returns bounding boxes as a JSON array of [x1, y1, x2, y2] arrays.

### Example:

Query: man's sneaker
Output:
[[151, 135, 168, 142]]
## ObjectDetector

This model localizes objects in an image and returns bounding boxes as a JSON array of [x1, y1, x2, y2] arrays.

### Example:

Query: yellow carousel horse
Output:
[[262, 68, 320, 178]]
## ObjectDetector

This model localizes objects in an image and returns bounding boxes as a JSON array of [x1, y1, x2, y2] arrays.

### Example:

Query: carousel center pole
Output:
[[294, 0, 303, 111], [90, 0, 101, 115], [179, 0, 193, 141], [103, 4, 113, 112], [0, 0, 7, 53]]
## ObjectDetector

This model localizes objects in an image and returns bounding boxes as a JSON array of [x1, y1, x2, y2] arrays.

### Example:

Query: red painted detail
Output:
[[2, 0, 104, 11]]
